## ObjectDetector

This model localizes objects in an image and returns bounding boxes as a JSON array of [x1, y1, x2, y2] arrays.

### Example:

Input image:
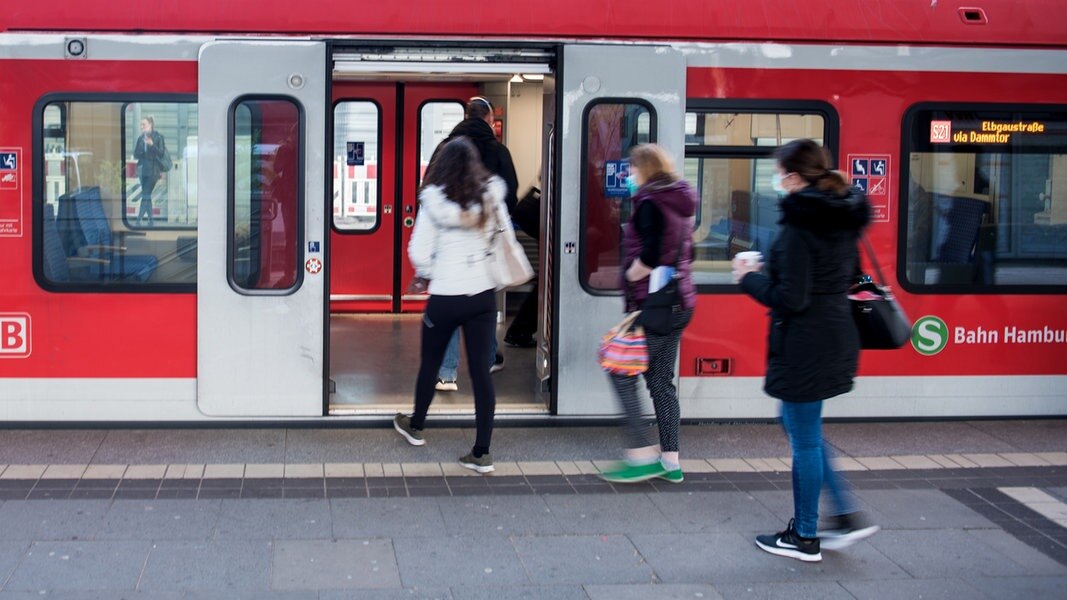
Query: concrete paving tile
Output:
[[272, 539, 401, 590], [1047, 487, 1067, 502], [630, 532, 908, 583], [96, 499, 222, 541], [966, 420, 1067, 453], [80, 465, 126, 480], [968, 576, 1067, 600], [707, 459, 755, 473], [943, 454, 979, 468], [450, 585, 585, 600], [998, 452, 1051, 467], [41, 465, 88, 479], [556, 462, 583, 476], [678, 459, 715, 474], [214, 499, 332, 540], [855, 457, 906, 470], [383, 463, 403, 477], [649, 491, 779, 533], [0, 431, 106, 464], [393, 536, 527, 587], [544, 493, 675, 534], [0, 542, 29, 588], [285, 463, 324, 478], [867, 529, 1067, 579], [889, 455, 942, 470], [573, 461, 600, 475], [244, 463, 285, 478], [186, 593, 319, 600], [203, 464, 245, 479], [331, 497, 447, 538], [513, 534, 653, 584], [840, 578, 981, 599], [437, 495, 563, 536], [0, 592, 184, 599], [0, 465, 45, 480], [928, 454, 964, 468], [585, 583, 723, 600], [324, 463, 364, 478], [961, 453, 1013, 468], [1035, 452, 1067, 466], [853, 489, 995, 530], [999, 486, 1058, 504], [517, 461, 562, 476], [364, 463, 386, 477], [0, 500, 111, 541], [715, 582, 852, 599], [140, 540, 272, 592], [4, 541, 149, 591], [319, 590, 453, 600], [831, 457, 868, 471], [402, 463, 443, 477], [124, 465, 167, 479]]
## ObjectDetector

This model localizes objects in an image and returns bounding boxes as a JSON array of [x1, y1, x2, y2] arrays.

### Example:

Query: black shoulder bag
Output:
[[635, 235, 686, 336], [851, 234, 912, 349]]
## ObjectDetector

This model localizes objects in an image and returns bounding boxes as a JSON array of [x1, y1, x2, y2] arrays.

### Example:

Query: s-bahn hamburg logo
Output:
[[911, 315, 949, 356], [0, 313, 31, 358]]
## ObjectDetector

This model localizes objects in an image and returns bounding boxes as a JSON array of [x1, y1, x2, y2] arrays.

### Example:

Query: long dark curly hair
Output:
[[422, 136, 492, 226]]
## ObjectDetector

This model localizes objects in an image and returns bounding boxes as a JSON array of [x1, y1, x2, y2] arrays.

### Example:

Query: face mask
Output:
[[771, 173, 788, 194], [625, 175, 640, 196]]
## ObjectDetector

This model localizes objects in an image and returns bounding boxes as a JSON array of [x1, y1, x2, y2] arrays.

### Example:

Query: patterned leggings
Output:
[[609, 308, 693, 452]]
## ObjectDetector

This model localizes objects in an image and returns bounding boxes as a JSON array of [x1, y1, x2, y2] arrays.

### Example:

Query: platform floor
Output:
[[0, 419, 1064, 598]]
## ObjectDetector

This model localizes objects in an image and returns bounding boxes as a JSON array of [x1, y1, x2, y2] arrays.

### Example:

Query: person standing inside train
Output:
[[599, 144, 697, 484], [393, 136, 507, 473], [433, 96, 520, 392], [133, 116, 167, 227], [734, 139, 879, 562]]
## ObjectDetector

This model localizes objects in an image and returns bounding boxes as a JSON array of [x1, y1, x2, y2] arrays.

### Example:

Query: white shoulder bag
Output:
[[485, 196, 534, 291]]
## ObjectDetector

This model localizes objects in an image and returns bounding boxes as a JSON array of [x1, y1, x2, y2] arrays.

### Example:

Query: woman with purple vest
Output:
[[600, 144, 697, 484]]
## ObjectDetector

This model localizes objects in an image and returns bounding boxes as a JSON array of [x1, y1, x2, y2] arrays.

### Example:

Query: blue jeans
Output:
[[780, 400, 856, 538], [438, 328, 498, 381]]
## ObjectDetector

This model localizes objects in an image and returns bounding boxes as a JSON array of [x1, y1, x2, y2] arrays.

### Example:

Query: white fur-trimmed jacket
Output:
[[407, 175, 508, 296]]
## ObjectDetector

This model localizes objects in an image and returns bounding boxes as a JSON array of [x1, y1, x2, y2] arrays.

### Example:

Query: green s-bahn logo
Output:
[[911, 315, 949, 356]]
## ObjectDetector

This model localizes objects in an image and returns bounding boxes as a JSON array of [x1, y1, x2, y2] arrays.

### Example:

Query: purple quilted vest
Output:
[[622, 178, 698, 313]]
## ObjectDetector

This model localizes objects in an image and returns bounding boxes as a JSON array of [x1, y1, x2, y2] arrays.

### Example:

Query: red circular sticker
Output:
[[305, 257, 323, 274]]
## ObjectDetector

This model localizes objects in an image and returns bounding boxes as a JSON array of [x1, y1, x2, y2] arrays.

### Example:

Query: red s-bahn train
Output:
[[1, 0, 1065, 422]]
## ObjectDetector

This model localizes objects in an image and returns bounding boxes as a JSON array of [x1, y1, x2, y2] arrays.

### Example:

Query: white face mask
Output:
[[771, 173, 788, 194]]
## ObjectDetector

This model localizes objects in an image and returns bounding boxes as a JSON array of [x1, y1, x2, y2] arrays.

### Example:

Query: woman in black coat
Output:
[[735, 139, 878, 562]]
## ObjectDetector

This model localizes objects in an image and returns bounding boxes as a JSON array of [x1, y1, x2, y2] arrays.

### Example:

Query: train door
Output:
[[197, 40, 328, 416], [329, 83, 477, 313], [552, 44, 686, 415]]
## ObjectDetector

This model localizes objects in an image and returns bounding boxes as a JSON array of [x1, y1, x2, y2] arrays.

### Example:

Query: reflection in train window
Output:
[[418, 101, 465, 185], [35, 98, 198, 290], [903, 106, 1067, 290], [581, 101, 654, 292], [333, 101, 380, 232], [683, 109, 828, 286], [231, 98, 303, 292]]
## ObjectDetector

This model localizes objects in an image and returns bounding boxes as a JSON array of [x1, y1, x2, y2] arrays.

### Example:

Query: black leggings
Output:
[[411, 290, 497, 450]]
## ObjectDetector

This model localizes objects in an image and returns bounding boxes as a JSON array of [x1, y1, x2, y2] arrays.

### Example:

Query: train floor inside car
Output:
[[328, 313, 546, 415]]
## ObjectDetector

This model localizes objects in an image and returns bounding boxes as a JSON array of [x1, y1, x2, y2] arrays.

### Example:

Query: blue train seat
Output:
[[68, 186, 158, 282]]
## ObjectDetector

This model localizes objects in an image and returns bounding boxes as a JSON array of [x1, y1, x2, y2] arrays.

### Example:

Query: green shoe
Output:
[[658, 468, 684, 483], [598, 461, 666, 483], [459, 451, 495, 474], [393, 413, 425, 446]]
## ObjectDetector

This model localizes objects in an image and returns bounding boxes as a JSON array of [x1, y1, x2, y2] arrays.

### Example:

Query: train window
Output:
[[683, 107, 833, 287], [333, 101, 380, 232], [418, 101, 464, 185], [581, 101, 654, 292], [902, 105, 1067, 291], [34, 97, 198, 291], [230, 98, 303, 293]]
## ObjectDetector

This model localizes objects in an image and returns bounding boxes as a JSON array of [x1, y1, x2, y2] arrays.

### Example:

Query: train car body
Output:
[[1, 0, 1065, 422]]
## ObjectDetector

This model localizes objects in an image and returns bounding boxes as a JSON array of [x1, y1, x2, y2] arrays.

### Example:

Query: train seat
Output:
[[68, 186, 158, 282]]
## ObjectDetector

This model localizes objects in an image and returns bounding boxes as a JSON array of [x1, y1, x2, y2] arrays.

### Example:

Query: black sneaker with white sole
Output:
[[392, 413, 425, 446], [755, 519, 822, 562], [817, 512, 880, 550], [489, 353, 505, 374]]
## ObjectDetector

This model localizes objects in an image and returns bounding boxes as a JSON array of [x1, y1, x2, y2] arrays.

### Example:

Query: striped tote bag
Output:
[[597, 312, 648, 376]]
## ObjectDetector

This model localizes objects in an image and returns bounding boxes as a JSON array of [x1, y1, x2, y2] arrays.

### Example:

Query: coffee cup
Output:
[[736, 251, 763, 267]]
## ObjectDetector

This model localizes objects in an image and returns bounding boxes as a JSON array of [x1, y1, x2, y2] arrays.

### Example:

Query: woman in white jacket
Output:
[[393, 136, 508, 473]]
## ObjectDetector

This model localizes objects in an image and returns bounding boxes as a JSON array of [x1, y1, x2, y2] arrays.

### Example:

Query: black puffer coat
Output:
[[740, 185, 871, 402], [440, 118, 519, 212]]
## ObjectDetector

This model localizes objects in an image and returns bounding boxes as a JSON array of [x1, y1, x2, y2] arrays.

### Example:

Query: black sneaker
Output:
[[458, 451, 495, 474], [817, 512, 880, 550], [504, 332, 536, 348], [392, 413, 425, 447], [489, 353, 505, 374], [755, 519, 822, 562]]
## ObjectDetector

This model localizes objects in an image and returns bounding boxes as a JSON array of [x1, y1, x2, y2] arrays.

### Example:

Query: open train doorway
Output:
[[326, 45, 555, 416]]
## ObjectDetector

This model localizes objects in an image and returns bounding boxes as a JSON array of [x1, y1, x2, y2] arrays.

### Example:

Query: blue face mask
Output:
[[625, 175, 639, 196], [770, 173, 788, 194]]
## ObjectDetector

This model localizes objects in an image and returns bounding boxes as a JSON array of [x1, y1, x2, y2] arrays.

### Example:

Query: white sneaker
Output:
[[435, 378, 458, 392]]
